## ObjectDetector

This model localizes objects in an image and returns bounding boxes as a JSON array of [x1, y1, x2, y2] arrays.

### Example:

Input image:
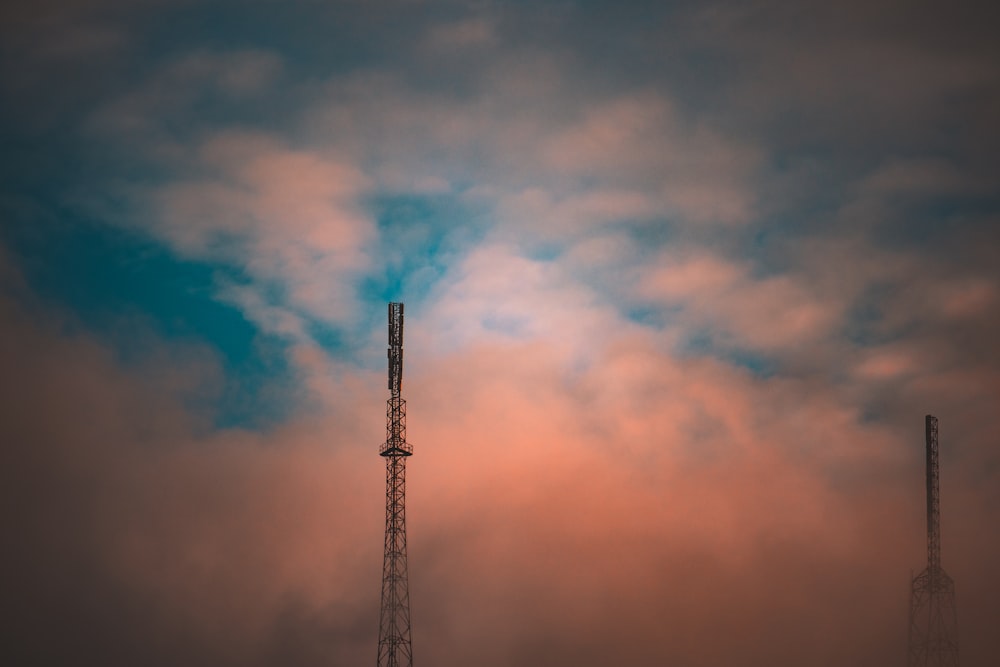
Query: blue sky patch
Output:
[[1, 209, 295, 430]]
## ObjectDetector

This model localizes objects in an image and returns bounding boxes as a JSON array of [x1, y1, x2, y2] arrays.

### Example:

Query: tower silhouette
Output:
[[907, 414, 959, 666], [378, 302, 413, 667]]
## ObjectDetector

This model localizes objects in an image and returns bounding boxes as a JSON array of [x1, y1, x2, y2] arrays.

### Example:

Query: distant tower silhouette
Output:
[[907, 415, 959, 666], [378, 302, 413, 667]]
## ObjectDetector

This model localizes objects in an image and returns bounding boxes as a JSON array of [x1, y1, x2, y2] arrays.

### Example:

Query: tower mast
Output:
[[377, 302, 413, 667], [907, 414, 959, 667], [926, 415, 942, 574]]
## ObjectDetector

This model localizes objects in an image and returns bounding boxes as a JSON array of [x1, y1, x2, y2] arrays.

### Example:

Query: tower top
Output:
[[388, 302, 404, 396], [381, 302, 411, 457]]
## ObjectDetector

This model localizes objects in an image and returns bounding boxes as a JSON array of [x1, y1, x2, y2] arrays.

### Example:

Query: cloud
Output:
[[118, 129, 376, 339], [858, 158, 988, 198], [675, 0, 1000, 158], [540, 92, 761, 225], [0, 249, 381, 666], [638, 248, 840, 352], [4, 2, 1000, 664], [88, 48, 765, 351], [422, 18, 496, 52], [400, 324, 938, 666], [86, 49, 285, 155], [4, 205, 1000, 667], [298, 64, 761, 236]]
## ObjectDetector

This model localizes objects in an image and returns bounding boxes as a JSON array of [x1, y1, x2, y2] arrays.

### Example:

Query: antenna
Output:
[[388, 302, 403, 396]]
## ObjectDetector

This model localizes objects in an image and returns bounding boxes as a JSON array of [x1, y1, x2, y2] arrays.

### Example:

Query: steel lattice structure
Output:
[[378, 302, 413, 667], [907, 415, 960, 667]]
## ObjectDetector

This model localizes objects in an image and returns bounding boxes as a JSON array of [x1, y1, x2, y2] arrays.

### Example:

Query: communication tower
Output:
[[378, 302, 414, 667], [907, 414, 959, 666]]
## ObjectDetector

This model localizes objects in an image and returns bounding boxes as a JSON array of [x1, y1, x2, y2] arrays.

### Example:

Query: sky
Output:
[[2, 1, 999, 665]]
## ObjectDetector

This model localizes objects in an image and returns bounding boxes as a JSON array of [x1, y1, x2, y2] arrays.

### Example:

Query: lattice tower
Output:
[[907, 414, 959, 667], [378, 302, 413, 667]]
